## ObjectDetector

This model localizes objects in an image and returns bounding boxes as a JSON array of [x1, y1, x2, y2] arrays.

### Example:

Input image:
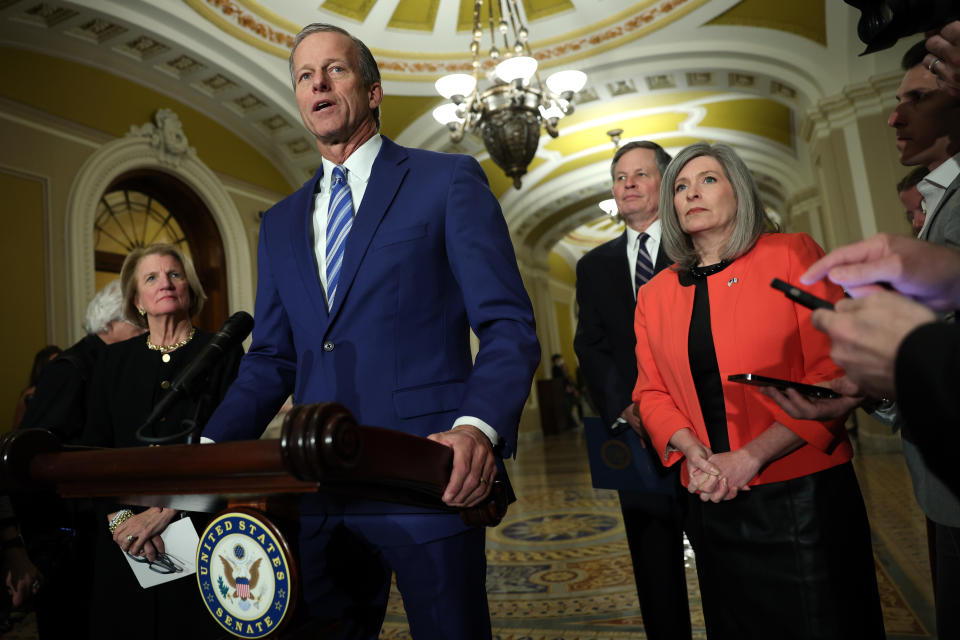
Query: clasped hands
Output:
[[108, 506, 178, 562], [685, 443, 761, 503]]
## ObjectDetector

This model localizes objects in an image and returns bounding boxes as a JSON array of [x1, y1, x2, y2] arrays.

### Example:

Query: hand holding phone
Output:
[[771, 278, 835, 311], [728, 374, 841, 399]]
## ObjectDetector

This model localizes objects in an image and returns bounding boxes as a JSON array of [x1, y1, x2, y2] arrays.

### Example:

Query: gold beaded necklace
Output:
[[146, 327, 196, 354]]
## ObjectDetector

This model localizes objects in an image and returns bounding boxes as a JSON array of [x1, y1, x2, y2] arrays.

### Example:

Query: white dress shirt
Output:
[[625, 218, 662, 298], [312, 134, 382, 296]]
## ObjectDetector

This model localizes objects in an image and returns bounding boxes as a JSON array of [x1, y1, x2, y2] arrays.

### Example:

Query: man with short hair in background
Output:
[[889, 41, 960, 245], [574, 141, 691, 640]]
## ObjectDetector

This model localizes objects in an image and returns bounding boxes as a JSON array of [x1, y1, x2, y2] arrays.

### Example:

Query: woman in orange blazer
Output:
[[632, 143, 883, 639]]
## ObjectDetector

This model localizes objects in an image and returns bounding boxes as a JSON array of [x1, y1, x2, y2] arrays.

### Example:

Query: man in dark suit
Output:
[[574, 141, 691, 640], [202, 23, 540, 639]]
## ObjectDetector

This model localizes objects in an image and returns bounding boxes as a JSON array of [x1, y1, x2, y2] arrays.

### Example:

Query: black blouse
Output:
[[83, 330, 242, 448], [680, 262, 731, 454]]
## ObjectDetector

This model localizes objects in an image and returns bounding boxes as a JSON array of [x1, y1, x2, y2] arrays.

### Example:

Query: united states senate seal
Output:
[[197, 511, 294, 639]]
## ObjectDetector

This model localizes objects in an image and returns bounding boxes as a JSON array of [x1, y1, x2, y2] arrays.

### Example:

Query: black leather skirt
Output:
[[684, 462, 885, 640]]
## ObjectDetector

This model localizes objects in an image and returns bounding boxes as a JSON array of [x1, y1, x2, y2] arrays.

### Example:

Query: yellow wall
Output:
[[1, 172, 47, 432], [0, 51, 290, 346], [0, 46, 293, 195], [547, 251, 576, 287]]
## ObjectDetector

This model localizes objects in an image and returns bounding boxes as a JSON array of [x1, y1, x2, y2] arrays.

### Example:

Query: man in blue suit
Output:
[[202, 22, 540, 640]]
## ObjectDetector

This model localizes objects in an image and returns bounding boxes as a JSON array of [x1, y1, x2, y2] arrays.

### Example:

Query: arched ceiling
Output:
[[0, 0, 878, 267]]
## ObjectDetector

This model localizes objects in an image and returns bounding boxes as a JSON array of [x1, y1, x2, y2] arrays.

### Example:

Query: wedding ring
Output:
[[479, 477, 487, 485], [930, 57, 941, 72], [125, 534, 136, 542]]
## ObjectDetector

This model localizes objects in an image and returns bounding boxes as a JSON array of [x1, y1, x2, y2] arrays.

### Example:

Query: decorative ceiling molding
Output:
[[185, 0, 292, 56], [0, 1, 315, 187], [319, 0, 378, 23], [186, 0, 714, 81], [801, 71, 900, 143], [707, 0, 827, 46], [1, 0, 885, 267], [377, 0, 713, 81], [387, 0, 441, 32]]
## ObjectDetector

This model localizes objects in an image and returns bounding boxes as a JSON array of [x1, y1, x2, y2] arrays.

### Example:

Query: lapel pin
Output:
[[727, 277, 738, 287]]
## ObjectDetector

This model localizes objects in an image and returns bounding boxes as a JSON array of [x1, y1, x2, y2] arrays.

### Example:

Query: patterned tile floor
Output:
[[380, 427, 938, 639]]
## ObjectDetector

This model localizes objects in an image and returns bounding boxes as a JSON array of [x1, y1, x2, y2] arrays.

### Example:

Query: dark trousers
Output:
[[619, 489, 692, 640], [934, 522, 960, 638], [298, 515, 490, 640], [685, 463, 884, 640]]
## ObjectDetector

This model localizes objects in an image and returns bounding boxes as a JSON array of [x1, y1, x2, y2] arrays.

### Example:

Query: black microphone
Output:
[[136, 311, 254, 442]]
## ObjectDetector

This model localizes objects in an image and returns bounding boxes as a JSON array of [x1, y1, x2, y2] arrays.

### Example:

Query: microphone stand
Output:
[[135, 388, 211, 445], [133, 311, 253, 446]]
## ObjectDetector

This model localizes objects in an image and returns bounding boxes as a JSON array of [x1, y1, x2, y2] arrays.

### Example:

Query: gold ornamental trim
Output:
[[187, 0, 711, 82]]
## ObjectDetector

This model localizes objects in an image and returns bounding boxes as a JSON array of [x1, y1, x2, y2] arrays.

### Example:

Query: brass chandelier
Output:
[[432, 0, 587, 189]]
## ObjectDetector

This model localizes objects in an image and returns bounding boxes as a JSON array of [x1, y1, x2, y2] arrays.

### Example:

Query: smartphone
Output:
[[728, 373, 841, 399], [770, 278, 835, 311]]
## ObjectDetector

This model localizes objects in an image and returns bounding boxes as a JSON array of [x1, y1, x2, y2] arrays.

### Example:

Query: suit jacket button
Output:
[[323, 341, 335, 352]]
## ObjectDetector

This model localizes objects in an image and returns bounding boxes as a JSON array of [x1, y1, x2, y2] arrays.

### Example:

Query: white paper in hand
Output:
[[123, 517, 199, 588]]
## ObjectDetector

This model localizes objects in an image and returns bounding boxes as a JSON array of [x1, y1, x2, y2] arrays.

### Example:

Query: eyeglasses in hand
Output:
[[126, 551, 185, 575]]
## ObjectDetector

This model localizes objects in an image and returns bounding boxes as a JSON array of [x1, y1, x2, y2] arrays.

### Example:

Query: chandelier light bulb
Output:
[[598, 198, 619, 217], [432, 1, 586, 189], [435, 74, 477, 100], [495, 56, 538, 83], [432, 103, 463, 126], [546, 70, 587, 95], [539, 103, 564, 120]]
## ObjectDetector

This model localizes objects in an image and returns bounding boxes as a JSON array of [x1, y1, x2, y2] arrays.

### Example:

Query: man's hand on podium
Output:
[[428, 424, 496, 508]]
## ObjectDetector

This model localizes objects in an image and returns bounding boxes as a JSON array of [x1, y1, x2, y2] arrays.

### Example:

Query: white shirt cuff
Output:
[[199, 436, 215, 444], [452, 416, 500, 447]]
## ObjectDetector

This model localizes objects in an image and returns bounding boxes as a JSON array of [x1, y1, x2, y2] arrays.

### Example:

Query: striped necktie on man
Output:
[[635, 232, 653, 293], [326, 164, 354, 307]]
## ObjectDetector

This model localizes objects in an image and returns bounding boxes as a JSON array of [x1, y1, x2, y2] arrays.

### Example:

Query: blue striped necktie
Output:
[[326, 165, 354, 307], [635, 232, 653, 293]]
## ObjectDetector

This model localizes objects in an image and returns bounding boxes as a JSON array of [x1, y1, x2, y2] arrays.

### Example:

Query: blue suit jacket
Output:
[[203, 136, 540, 542]]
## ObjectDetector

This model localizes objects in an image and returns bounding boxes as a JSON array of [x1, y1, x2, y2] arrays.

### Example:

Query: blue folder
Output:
[[583, 416, 678, 495]]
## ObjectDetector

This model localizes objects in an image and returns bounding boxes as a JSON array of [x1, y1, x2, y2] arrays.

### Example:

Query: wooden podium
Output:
[[0, 403, 508, 639]]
